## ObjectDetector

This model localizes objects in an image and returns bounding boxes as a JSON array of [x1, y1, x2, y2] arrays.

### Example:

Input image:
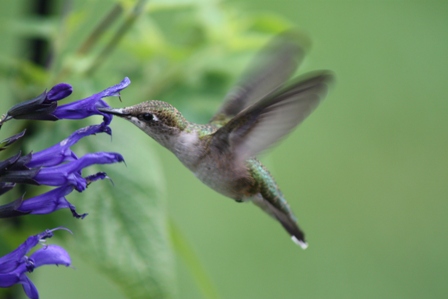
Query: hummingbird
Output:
[[100, 33, 333, 249]]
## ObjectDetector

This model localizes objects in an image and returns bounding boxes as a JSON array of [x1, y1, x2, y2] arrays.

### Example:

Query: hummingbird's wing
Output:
[[209, 31, 308, 126], [211, 71, 333, 163]]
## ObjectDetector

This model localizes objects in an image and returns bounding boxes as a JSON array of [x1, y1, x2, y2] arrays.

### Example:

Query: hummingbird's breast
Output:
[[171, 126, 258, 201], [194, 156, 257, 201]]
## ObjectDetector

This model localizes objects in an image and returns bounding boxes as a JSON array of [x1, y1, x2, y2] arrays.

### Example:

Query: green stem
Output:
[[77, 3, 124, 55], [169, 218, 221, 299], [85, 0, 148, 76], [54, 3, 125, 80]]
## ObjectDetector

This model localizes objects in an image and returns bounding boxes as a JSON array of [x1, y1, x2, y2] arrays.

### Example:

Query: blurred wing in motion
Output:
[[210, 31, 309, 126], [212, 71, 333, 163]]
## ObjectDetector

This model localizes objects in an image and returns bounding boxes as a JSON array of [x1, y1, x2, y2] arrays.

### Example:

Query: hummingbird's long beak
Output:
[[98, 107, 129, 117]]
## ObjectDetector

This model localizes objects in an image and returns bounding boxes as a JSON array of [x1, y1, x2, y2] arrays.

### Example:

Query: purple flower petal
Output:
[[0, 229, 54, 272], [34, 152, 124, 191], [97, 77, 131, 98], [21, 275, 39, 299], [47, 83, 72, 102], [16, 184, 87, 218], [0, 271, 22, 287], [29, 245, 71, 268], [17, 185, 75, 215], [27, 124, 112, 168]]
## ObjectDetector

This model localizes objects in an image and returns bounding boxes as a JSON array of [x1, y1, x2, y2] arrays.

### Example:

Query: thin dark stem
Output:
[[55, 2, 125, 80], [76, 3, 124, 55], [85, 0, 148, 76]]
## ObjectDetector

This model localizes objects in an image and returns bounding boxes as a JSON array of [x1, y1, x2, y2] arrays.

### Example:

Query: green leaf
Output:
[[66, 120, 176, 299]]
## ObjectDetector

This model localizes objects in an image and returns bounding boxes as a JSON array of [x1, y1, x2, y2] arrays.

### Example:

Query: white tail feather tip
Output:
[[291, 236, 308, 249]]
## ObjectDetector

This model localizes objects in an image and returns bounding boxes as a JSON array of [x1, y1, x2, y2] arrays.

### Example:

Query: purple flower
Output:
[[2, 84, 72, 122], [0, 150, 122, 218], [17, 185, 85, 218], [0, 228, 72, 299], [1, 172, 109, 219], [0, 77, 130, 126], [53, 77, 130, 125], [0, 125, 124, 218], [0, 125, 123, 190]]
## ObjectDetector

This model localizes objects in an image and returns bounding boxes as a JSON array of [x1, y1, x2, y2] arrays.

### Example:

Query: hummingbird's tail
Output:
[[252, 196, 308, 249]]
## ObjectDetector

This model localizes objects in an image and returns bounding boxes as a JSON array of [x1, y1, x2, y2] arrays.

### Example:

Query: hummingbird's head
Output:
[[100, 101, 188, 146]]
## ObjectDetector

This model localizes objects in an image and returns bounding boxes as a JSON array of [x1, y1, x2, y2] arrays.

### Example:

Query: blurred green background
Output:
[[1, 1, 447, 299]]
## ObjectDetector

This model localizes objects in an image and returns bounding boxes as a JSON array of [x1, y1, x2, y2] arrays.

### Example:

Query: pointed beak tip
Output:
[[98, 107, 127, 117]]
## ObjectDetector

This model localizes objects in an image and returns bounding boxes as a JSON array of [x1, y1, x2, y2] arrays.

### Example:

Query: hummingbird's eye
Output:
[[140, 113, 154, 121]]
